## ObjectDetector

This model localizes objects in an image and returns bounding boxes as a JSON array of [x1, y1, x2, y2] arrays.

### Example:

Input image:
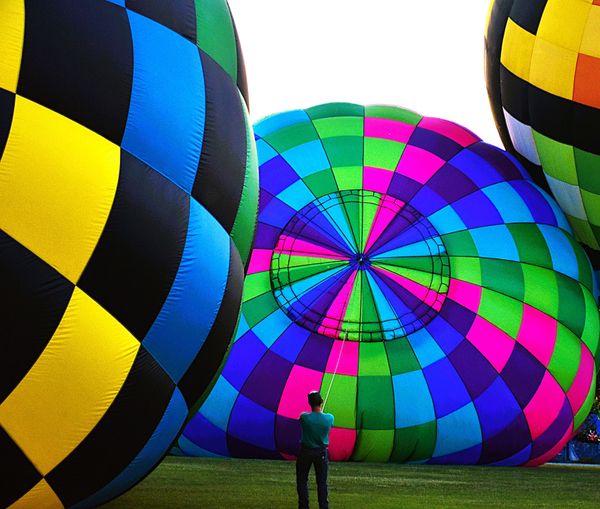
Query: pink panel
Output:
[[524, 372, 565, 440], [395, 145, 445, 184], [328, 428, 357, 461], [363, 166, 394, 194], [517, 305, 558, 366], [325, 340, 359, 376], [247, 249, 273, 274], [319, 271, 358, 333], [526, 427, 573, 467], [277, 365, 324, 419], [567, 344, 595, 413], [276, 235, 347, 260], [364, 117, 415, 143], [418, 117, 480, 147], [448, 278, 482, 313], [466, 316, 515, 372]]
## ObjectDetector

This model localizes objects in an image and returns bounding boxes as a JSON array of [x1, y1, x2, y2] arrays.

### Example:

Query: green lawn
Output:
[[104, 457, 599, 508]]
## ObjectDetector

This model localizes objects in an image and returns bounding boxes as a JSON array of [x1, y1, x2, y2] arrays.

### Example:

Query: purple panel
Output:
[[271, 324, 311, 363], [276, 415, 302, 456], [241, 350, 293, 412], [370, 216, 433, 257], [409, 127, 462, 161], [222, 331, 268, 391], [423, 357, 472, 418], [511, 180, 559, 227], [427, 316, 464, 355], [259, 188, 275, 213], [260, 155, 299, 195], [500, 343, 546, 408], [182, 412, 230, 456], [387, 173, 422, 202], [469, 142, 528, 181], [452, 192, 504, 229], [429, 443, 481, 465], [530, 399, 572, 460], [410, 184, 449, 217], [449, 149, 504, 189], [254, 222, 283, 249], [448, 340, 497, 399], [292, 221, 350, 254], [473, 376, 521, 440], [440, 300, 476, 337], [227, 434, 281, 460], [228, 394, 277, 451], [260, 196, 297, 228], [490, 444, 532, 466], [295, 333, 333, 372], [426, 164, 479, 203], [479, 413, 532, 464]]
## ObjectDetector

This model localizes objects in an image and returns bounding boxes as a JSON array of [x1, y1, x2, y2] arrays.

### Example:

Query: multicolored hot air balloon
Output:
[[485, 0, 600, 269], [177, 103, 599, 467], [0, 1, 256, 507]]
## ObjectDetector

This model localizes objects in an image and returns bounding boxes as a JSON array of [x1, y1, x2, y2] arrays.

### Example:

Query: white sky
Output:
[[228, 0, 502, 147]]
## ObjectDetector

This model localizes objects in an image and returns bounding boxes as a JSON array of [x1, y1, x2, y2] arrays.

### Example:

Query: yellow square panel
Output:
[[501, 19, 536, 82], [530, 37, 578, 99], [537, 0, 592, 52], [581, 6, 600, 58], [0, 288, 140, 475], [0, 0, 24, 92], [8, 480, 62, 509], [0, 96, 120, 283]]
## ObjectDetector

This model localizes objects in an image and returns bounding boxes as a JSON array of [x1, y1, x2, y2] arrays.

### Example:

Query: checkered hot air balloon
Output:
[[485, 0, 600, 271], [177, 103, 599, 466], [0, 1, 257, 507]]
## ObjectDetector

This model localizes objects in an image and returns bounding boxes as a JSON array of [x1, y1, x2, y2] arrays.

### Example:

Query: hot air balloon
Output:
[[177, 103, 598, 467], [0, 1, 257, 507]]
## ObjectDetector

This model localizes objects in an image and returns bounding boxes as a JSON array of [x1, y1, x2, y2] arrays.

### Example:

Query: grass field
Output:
[[104, 457, 599, 508]]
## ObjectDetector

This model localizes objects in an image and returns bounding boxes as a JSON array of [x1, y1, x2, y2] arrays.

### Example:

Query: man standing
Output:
[[296, 391, 334, 509]]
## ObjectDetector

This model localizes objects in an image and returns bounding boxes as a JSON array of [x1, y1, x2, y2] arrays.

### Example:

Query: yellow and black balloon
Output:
[[0, 1, 257, 507]]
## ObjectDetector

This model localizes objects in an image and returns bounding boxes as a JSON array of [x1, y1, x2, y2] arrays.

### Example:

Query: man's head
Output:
[[308, 391, 324, 410]]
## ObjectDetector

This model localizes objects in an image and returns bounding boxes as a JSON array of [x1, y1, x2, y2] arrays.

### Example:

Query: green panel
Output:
[[306, 102, 365, 120], [230, 106, 259, 266], [477, 289, 523, 339], [522, 265, 560, 318], [340, 194, 362, 250], [581, 288, 600, 357], [322, 136, 364, 168], [195, 0, 237, 81], [556, 275, 585, 337], [361, 198, 380, 252], [332, 166, 363, 191], [508, 225, 552, 269], [442, 231, 478, 257], [572, 238, 595, 291], [243, 271, 272, 300], [377, 264, 443, 290], [547, 324, 581, 392], [390, 421, 436, 463], [385, 339, 421, 375], [351, 429, 394, 462], [365, 105, 422, 125], [343, 273, 362, 333], [581, 189, 600, 225], [360, 272, 382, 337], [263, 122, 318, 153], [480, 259, 525, 302], [375, 256, 433, 273], [243, 294, 278, 327], [320, 374, 357, 428], [313, 117, 364, 138], [303, 169, 338, 197], [358, 342, 390, 376], [364, 138, 405, 171], [574, 372, 597, 430], [356, 376, 394, 429], [448, 257, 482, 286], [574, 147, 600, 194], [570, 216, 599, 249], [533, 130, 577, 185]]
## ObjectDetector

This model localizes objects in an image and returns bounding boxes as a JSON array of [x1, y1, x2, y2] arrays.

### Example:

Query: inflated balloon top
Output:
[[485, 0, 600, 266], [178, 103, 599, 467], [0, 1, 257, 507]]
